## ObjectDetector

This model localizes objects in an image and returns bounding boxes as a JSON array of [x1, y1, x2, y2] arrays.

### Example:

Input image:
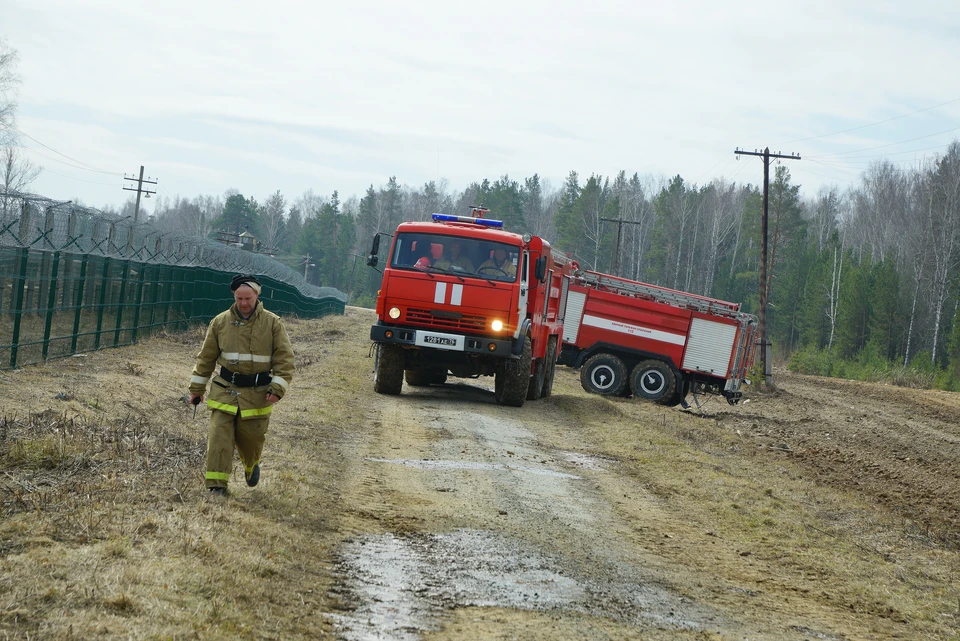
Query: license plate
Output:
[[415, 331, 464, 351]]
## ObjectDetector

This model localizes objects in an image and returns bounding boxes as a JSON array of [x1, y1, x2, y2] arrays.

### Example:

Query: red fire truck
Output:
[[367, 209, 574, 406], [558, 269, 758, 407]]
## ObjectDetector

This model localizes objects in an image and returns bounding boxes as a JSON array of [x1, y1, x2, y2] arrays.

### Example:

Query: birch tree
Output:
[[0, 40, 40, 215], [926, 142, 960, 364], [700, 179, 743, 297], [259, 190, 287, 253], [827, 245, 843, 351]]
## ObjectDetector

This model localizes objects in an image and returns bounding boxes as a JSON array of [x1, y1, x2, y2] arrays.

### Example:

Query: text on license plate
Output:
[[415, 331, 464, 351]]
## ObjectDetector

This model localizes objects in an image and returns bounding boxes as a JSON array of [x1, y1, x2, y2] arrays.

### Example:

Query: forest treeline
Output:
[[125, 141, 960, 390]]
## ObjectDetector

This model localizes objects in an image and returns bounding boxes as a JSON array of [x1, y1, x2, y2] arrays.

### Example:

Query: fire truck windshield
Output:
[[391, 233, 519, 282]]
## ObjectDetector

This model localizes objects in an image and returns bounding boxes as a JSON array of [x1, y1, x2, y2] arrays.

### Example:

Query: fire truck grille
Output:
[[406, 309, 487, 332]]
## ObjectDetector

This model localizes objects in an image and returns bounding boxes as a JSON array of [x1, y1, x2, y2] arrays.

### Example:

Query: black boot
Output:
[[246, 464, 260, 487], [209, 486, 227, 496]]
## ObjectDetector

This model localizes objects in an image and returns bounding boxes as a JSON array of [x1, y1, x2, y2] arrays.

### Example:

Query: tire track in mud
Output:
[[717, 374, 960, 543], [326, 382, 821, 640]]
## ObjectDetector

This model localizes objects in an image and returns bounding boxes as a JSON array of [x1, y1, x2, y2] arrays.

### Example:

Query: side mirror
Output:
[[534, 256, 547, 282], [367, 234, 381, 267]]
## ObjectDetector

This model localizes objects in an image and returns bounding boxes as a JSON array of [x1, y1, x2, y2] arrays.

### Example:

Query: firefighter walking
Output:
[[188, 274, 295, 495]]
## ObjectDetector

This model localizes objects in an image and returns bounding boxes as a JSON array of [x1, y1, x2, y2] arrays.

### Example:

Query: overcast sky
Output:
[[4, 0, 960, 216]]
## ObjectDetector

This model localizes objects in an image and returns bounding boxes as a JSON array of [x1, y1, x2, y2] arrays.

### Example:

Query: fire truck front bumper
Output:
[[370, 324, 516, 357]]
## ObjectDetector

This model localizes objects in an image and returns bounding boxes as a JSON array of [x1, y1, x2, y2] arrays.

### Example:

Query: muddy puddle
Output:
[[366, 457, 582, 479], [328, 529, 717, 640]]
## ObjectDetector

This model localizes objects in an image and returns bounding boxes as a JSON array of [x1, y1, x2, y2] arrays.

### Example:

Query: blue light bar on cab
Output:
[[432, 213, 504, 228]]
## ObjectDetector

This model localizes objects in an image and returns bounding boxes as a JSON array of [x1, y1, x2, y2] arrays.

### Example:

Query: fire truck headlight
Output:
[[388, 307, 401, 319], [491, 319, 503, 332]]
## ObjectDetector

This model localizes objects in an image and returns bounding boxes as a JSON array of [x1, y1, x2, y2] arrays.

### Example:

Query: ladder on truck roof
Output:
[[576, 270, 744, 319]]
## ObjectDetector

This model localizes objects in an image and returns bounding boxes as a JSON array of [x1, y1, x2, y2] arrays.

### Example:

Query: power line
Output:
[[777, 96, 960, 145], [806, 125, 960, 159], [157, 181, 177, 200], [17, 141, 117, 175], [811, 141, 952, 163], [7, 123, 122, 176], [793, 163, 857, 185], [34, 166, 122, 186], [695, 153, 738, 186]]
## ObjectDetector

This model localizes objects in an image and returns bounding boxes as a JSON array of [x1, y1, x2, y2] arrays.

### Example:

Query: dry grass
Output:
[[2, 306, 959, 639], [0, 311, 370, 640], [545, 368, 960, 637]]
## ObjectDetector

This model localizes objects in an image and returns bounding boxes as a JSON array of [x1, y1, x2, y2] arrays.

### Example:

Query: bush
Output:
[[787, 345, 835, 376], [787, 344, 949, 390]]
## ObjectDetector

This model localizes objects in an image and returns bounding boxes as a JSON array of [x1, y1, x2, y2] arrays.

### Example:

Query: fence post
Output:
[[94, 257, 110, 350], [147, 263, 161, 329], [17, 201, 31, 244], [41, 251, 61, 361], [175, 267, 187, 330], [8, 246, 29, 369], [61, 211, 79, 308], [113, 260, 131, 347], [161, 265, 172, 329], [70, 253, 89, 354], [131, 262, 147, 343], [85, 220, 103, 306], [37, 208, 55, 316], [185, 265, 197, 321]]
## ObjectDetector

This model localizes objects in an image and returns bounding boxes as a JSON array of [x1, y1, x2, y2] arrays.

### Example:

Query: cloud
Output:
[[5, 0, 960, 207]]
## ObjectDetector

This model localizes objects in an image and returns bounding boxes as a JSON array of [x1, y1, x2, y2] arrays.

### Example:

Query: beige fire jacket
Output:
[[189, 301, 295, 419]]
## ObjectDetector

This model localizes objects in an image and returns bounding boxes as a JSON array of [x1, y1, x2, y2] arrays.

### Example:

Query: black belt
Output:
[[219, 366, 273, 387]]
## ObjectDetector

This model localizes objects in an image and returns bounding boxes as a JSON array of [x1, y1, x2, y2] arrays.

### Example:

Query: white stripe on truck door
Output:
[[581, 314, 686, 346]]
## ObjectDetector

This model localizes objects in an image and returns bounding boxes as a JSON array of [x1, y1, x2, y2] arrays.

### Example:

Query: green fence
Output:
[[0, 245, 345, 370]]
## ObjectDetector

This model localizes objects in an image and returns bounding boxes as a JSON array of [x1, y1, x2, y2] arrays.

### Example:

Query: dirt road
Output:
[[2, 306, 959, 640]]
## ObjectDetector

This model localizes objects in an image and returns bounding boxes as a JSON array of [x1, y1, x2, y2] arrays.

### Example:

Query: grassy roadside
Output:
[[2, 305, 959, 639], [542, 370, 960, 639], [1, 309, 376, 640]]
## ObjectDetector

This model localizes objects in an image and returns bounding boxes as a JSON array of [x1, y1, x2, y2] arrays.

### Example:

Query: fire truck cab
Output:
[[368, 210, 573, 407]]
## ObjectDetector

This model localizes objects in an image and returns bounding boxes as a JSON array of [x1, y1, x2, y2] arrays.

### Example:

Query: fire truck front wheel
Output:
[[495, 335, 532, 407], [630, 360, 676, 403], [374, 344, 405, 395], [580, 353, 628, 396]]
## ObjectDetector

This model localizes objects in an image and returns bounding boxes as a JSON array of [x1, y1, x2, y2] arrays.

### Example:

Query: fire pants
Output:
[[204, 409, 269, 488]]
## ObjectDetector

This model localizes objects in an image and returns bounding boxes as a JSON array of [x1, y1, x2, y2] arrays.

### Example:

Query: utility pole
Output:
[[733, 147, 801, 389], [122, 166, 157, 223], [599, 217, 644, 276], [302, 254, 315, 280]]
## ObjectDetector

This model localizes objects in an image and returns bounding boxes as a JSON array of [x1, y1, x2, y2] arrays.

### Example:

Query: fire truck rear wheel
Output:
[[374, 344, 404, 395], [495, 335, 531, 407], [630, 359, 676, 403], [405, 369, 432, 387], [540, 338, 558, 399], [580, 353, 628, 396], [405, 368, 448, 387], [662, 378, 690, 407], [527, 351, 547, 401]]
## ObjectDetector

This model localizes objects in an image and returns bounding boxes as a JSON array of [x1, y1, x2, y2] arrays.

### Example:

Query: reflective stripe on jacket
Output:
[[189, 300, 295, 418]]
